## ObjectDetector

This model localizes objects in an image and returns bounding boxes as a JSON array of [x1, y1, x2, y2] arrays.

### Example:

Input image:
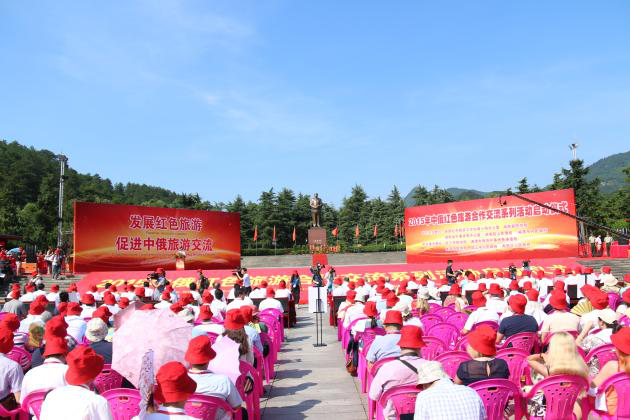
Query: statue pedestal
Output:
[[308, 227, 327, 247]]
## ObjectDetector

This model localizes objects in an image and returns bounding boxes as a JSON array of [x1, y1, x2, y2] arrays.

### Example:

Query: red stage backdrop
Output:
[[405, 189, 578, 263], [73, 202, 240, 272]]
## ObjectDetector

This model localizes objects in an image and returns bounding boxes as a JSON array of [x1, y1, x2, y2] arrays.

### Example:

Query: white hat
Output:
[[177, 307, 195, 323], [602, 274, 618, 287], [393, 301, 411, 317], [85, 318, 108, 342], [417, 361, 450, 385], [417, 289, 431, 300], [596, 308, 618, 325]]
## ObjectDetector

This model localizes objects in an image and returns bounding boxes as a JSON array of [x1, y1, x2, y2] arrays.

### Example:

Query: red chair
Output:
[[367, 357, 398, 420], [426, 322, 460, 348], [101, 388, 141, 420], [585, 344, 618, 371], [499, 332, 538, 353], [420, 314, 442, 331], [375, 385, 420, 420], [470, 378, 524, 420], [589, 372, 630, 420], [20, 388, 52, 418], [6, 346, 31, 372], [446, 312, 469, 331], [185, 394, 243, 420], [419, 336, 447, 361], [523, 374, 589, 420], [496, 348, 529, 386], [93, 364, 124, 393], [434, 351, 471, 379], [236, 361, 262, 420]]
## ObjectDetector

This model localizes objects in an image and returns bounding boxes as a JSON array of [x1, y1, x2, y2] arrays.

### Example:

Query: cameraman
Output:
[[148, 267, 168, 296], [508, 263, 517, 280], [310, 263, 324, 287], [234, 267, 251, 295], [197, 269, 209, 293]]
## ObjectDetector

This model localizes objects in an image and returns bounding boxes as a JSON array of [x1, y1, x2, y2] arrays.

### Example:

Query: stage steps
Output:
[[578, 258, 630, 278], [242, 251, 406, 268], [0, 273, 83, 304]]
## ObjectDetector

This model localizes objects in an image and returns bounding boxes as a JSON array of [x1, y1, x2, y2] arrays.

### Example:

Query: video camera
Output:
[[147, 272, 160, 280]]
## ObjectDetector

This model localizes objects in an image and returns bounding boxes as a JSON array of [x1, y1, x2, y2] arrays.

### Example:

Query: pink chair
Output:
[[499, 332, 538, 353], [185, 394, 243, 420], [426, 322, 460, 348], [608, 293, 621, 311], [523, 374, 589, 420], [367, 357, 398, 420], [342, 317, 368, 356], [20, 388, 52, 418], [375, 385, 420, 420], [236, 361, 262, 420], [470, 378, 524, 420], [619, 316, 630, 327], [420, 336, 447, 361], [585, 344, 618, 371], [496, 348, 529, 386], [589, 372, 630, 420], [359, 341, 375, 393], [93, 364, 124, 393], [0, 403, 21, 420], [434, 351, 471, 379], [471, 320, 499, 331], [6, 346, 31, 371], [259, 332, 276, 377], [454, 335, 469, 351], [446, 312, 469, 330], [434, 306, 456, 319], [252, 347, 266, 392], [420, 314, 443, 331], [206, 332, 219, 344], [101, 388, 141, 420]]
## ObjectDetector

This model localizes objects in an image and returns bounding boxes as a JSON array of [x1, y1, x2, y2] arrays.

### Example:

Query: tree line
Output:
[[0, 140, 628, 253]]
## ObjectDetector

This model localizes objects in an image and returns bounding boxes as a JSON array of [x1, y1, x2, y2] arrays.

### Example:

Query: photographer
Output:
[[148, 267, 168, 298], [310, 263, 324, 287], [446, 260, 456, 285], [234, 267, 251, 295], [508, 263, 518, 280], [197, 269, 209, 294]]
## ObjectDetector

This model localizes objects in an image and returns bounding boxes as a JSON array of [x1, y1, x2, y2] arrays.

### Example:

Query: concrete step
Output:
[[242, 252, 406, 268], [577, 258, 630, 277]]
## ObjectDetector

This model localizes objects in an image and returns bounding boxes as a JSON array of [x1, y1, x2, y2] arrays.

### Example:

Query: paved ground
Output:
[[261, 307, 369, 419]]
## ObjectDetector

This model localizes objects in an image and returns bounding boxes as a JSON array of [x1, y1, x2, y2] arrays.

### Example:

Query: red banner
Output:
[[405, 189, 578, 262], [73, 202, 241, 272], [77, 257, 585, 304]]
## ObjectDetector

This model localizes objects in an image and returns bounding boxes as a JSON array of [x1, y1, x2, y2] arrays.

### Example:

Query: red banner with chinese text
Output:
[[73, 202, 241, 272], [405, 189, 578, 263]]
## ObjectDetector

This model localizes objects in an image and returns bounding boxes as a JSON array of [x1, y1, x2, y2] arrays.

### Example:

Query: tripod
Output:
[[313, 286, 326, 347]]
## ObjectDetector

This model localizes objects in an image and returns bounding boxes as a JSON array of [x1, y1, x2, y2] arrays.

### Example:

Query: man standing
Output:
[[589, 233, 596, 257], [446, 260, 456, 285], [604, 232, 613, 257]]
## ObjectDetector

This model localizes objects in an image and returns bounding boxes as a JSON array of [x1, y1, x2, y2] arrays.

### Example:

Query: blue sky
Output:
[[1, 1, 629, 206]]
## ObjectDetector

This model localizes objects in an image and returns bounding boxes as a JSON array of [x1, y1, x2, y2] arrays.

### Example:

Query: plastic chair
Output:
[[93, 364, 124, 393], [20, 388, 52, 418], [470, 378, 524, 420], [342, 317, 368, 356], [101, 388, 141, 420], [446, 312, 469, 331], [426, 322, 460, 348], [419, 336, 447, 361], [6, 345, 31, 371], [185, 394, 243, 420], [428, 302, 441, 311], [206, 332, 219, 344], [375, 385, 420, 420], [420, 314, 443, 331], [0, 403, 21, 420], [252, 347, 266, 392], [259, 332, 276, 378], [589, 372, 630, 420], [499, 332, 538, 353], [585, 344, 618, 371], [619, 316, 630, 327], [471, 320, 499, 331], [359, 341, 375, 393], [496, 348, 529, 386], [236, 361, 262, 420], [434, 306, 456, 319], [434, 351, 471, 379], [454, 335, 469, 351], [608, 293, 621, 311], [523, 374, 589, 420], [367, 357, 398, 420]]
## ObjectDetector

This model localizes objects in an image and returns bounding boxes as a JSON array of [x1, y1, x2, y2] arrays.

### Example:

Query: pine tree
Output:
[[276, 188, 296, 248], [517, 178, 530, 194], [339, 185, 368, 245], [551, 159, 603, 222], [411, 185, 431, 206]]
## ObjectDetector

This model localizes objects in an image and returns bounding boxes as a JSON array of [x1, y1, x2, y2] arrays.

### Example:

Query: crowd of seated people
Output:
[[334, 265, 630, 419], [0, 268, 288, 419]]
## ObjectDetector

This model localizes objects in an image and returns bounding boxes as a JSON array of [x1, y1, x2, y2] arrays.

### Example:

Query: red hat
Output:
[[549, 291, 568, 311], [161, 292, 171, 301], [199, 305, 213, 321], [590, 290, 609, 310], [57, 302, 68, 316], [260, 281, 268, 288], [266, 287, 276, 298], [419, 277, 428, 286], [574, 266, 583, 274], [135, 287, 145, 297], [497, 272, 504, 278], [279, 280, 287, 289], [564, 268, 573, 275], [508, 294, 527, 314], [622, 289, 630, 305], [554, 281, 565, 291], [26, 284, 35, 292], [103, 292, 116, 305], [334, 278, 343, 286], [43, 336, 69, 357], [66, 302, 82, 316], [486, 271, 495, 279], [467, 273, 476, 281], [472, 291, 486, 308], [399, 286, 409, 295], [489, 283, 502, 296], [51, 284, 60, 292], [584, 267, 593, 274], [0, 314, 19, 332], [0, 327, 14, 354], [156, 267, 165, 274], [65, 346, 104, 385], [81, 294, 95, 306], [363, 301, 378, 317], [202, 293, 214, 304], [118, 297, 130, 309], [348, 282, 356, 290], [468, 326, 497, 356], [523, 281, 533, 291], [155, 361, 197, 404], [29, 300, 46, 315], [185, 335, 217, 365], [170, 303, 184, 314], [478, 283, 487, 292], [602, 266, 612, 274], [509, 280, 519, 291], [357, 278, 366, 286], [90, 285, 98, 293], [611, 327, 630, 355], [347, 290, 357, 304], [92, 306, 111, 325], [526, 289, 539, 302], [386, 294, 399, 307], [449, 284, 461, 296], [536, 271, 545, 280], [165, 285, 173, 293], [180, 293, 194, 306], [126, 284, 135, 292], [397, 325, 426, 349], [140, 304, 155, 310], [224, 309, 246, 330], [68, 284, 78, 292], [241, 306, 254, 324], [384, 310, 403, 326], [376, 286, 386, 295], [554, 268, 562, 276]]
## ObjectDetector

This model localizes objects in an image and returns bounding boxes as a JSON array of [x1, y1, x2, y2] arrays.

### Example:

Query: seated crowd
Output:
[[0, 268, 288, 419], [334, 265, 630, 420]]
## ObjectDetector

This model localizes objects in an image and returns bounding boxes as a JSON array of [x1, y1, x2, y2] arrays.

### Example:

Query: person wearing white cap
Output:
[[414, 361, 486, 420], [575, 308, 619, 354]]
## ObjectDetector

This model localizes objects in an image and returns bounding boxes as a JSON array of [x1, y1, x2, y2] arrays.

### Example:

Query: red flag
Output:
[[355, 225, 359, 238], [374, 224, 378, 237], [273, 225, 276, 242], [292, 226, 296, 242], [332, 227, 338, 237], [401, 222, 405, 237], [253, 225, 258, 241], [394, 223, 399, 238]]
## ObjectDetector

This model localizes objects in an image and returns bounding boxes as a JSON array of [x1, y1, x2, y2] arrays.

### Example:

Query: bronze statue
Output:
[[310, 193, 323, 227]]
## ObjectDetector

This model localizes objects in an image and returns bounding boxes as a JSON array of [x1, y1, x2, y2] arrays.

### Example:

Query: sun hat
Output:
[[65, 346, 104, 386], [224, 309, 246, 330], [597, 308, 618, 325], [397, 325, 426, 349], [0, 327, 14, 354], [417, 361, 449, 385], [508, 294, 527, 315], [154, 361, 197, 404], [549, 291, 568, 311], [384, 310, 403, 326], [185, 335, 217, 365], [468, 325, 497, 356], [43, 336, 69, 357], [611, 327, 630, 354], [472, 291, 486, 308], [363, 301, 378, 317]]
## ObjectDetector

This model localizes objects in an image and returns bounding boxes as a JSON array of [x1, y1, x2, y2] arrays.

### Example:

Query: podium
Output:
[[308, 286, 327, 347]]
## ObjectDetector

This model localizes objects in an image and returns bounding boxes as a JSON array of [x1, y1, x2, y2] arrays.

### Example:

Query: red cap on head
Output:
[[486, 271, 495, 279], [384, 310, 403, 326], [357, 278, 366, 286], [508, 294, 527, 314], [140, 304, 155, 310], [472, 291, 486, 308], [90, 285, 98, 293], [93, 306, 111, 325], [57, 302, 68, 316], [224, 309, 246, 330], [509, 280, 519, 291], [65, 346, 104, 386], [170, 303, 184, 314], [240, 305, 254, 324], [68, 284, 78, 293], [43, 336, 69, 357], [478, 283, 487, 292], [386, 294, 399, 307], [590, 290, 609, 310], [489, 283, 502, 296], [135, 287, 145, 297], [103, 292, 116, 305], [612, 327, 630, 355], [347, 290, 357, 304], [155, 362, 197, 404], [66, 302, 82, 316], [496, 272, 504, 278], [51, 284, 60, 292], [449, 284, 461, 296], [602, 266, 612, 274], [29, 300, 46, 315], [348, 282, 356, 290], [202, 293, 214, 304], [526, 289, 539, 302], [419, 277, 428, 286], [0, 314, 19, 332], [549, 291, 568, 311], [81, 294, 95, 306], [161, 292, 171, 301], [266, 287, 276, 298], [185, 335, 216, 365], [363, 301, 378, 317], [199, 305, 213, 321], [468, 326, 497, 356], [0, 327, 14, 354], [584, 267, 593, 274], [554, 280, 565, 291], [536, 271, 545, 279], [118, 297, 130, 309], [397, 325, 426, 349]]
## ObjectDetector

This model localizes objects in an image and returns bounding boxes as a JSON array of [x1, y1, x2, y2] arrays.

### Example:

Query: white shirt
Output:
[[188, 370, 242, 415], [398, 295, 413, 307], [132, 406, 196, 420], [41, 385, 113, 420], [0, 353, 23, 400], [20, 358, 68, 402], [19, 293, 35, 303], [343, 303, 366, 328], [192, 323, 224, 338], [80, 305, 97, 319], [226, 298, 251, 311], [463, 307, 500, 331], [155, 300, 171, 310], [46, 292, 59, 302], [274, 289, 291, 299], [259, 298, 284, 313], [332, 287, 347, 297], [68, 292, 80, 303], [33, 290, 47, 299], [18, 314, 44, 333], [64, 315, 87, 343], [211, 300, 227, 315], [249, 288, 266, 299], [485, 297, 508, 314]]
